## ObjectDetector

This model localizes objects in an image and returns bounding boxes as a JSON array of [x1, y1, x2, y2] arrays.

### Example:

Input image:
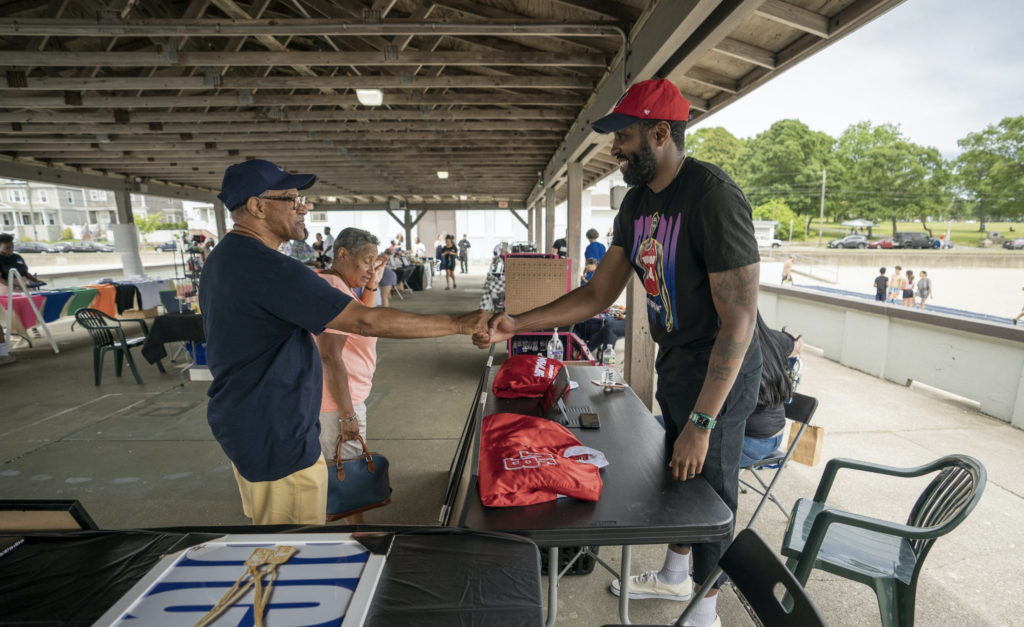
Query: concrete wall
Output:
[[760, 284, 1024, 429], [770, 248, 1024, 269]]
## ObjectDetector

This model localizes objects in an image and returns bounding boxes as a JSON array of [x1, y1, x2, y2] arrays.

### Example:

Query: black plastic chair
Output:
[[74, 308, 165, 385], [739, 392, 818, 516], [601, 530, 827, 627], [782, 455, 986, 627]]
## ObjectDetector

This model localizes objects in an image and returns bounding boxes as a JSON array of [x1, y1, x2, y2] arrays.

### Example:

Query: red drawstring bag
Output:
[[492, 355, 565, 398]]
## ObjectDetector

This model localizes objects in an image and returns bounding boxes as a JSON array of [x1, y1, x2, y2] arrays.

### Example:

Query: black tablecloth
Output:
[[0, 526, 543, 627], [141, 312, 206, 364], [396, 265, 424, 291]]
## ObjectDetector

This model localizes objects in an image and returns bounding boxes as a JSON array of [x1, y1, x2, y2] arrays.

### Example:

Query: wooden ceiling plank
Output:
[[684, 67, 739, 94], [3, 75, 594, 91], [713, 37, 776, 69], [754, 0, 829, 38], [4, 50, 606, 68]]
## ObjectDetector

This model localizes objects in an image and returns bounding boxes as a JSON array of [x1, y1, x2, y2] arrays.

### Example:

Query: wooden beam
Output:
[[0, 108, 576, 123], [0, 92, 587, 108], [509, 208, 528, 228], [0, 18, 625, 37], [755, 0, 829, 38], [1, 75, 595, 91], [1, 50, 608, 68], [623, 276, 654, 409], [713, 37, 776, 69], [546, 0, 643, 21], [684, 67, 738, 94], [567, 160, 582, 273], [6, 120, 570, 134]]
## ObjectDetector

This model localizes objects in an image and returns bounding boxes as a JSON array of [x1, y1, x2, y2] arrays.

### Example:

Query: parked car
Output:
[[1004, 237, 1024, 250], [153, 241, 178, 252], [66, 241, 114, 253], [51, 242, 76, 253], [867, 237, 894, 249], [771, 238, 782, 248], [827, 234, 869, 249], [892, 232, 933, 249], [13, 241, 59, 254]]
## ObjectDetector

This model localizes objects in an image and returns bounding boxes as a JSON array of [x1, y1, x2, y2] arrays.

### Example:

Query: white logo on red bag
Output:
[[503, 450, 558, 470], [533, 357, 549, 378]]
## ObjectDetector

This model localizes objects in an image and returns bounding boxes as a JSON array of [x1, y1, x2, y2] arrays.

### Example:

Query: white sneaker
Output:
[[610, 570, 693, 601]]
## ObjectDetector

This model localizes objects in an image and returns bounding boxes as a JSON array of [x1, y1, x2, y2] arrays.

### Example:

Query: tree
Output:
[[134, 212, 165, 234], [827, 122, 950, 236], [753, 199, 800, 240], [954, 116, 1024, 227], [733, 119, 834, 216], [685, 126, 746, 176]]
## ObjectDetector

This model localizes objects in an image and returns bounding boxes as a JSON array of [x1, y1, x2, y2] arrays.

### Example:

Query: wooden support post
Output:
[[509, 208, 528, 229], [624, 276, 655, 410], [113, 188, 145, 278], [545, 189, 556, 255], [114, 187, 134, 225], [214, 201, 227, 239], [403, 208, 413, 251], [528, 205, 535, 245], [567, 160, 583, 273]]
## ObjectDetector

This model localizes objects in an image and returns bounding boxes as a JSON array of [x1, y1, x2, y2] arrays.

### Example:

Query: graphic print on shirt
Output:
[[632, 212, 676, 331], [503, 450, 558, 470]]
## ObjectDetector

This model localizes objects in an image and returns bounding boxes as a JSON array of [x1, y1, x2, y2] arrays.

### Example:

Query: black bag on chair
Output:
[[326, 435, 392, 522]]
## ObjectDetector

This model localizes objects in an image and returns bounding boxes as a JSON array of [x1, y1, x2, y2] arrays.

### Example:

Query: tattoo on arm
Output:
[[710, 264, 759, 309], [706, 360, 735, 383], [711, 332, 748, 361]]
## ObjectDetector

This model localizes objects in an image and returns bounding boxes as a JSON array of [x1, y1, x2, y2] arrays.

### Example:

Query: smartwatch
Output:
[[689, 411, 717, 430]]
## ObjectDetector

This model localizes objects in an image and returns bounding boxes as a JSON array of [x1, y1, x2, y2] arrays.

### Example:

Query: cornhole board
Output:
[[93, 534, 385, 627]]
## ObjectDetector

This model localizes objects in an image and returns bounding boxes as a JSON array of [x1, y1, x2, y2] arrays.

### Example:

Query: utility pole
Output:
[[25, 182, 39, 241], [817, 169, 826, 246]]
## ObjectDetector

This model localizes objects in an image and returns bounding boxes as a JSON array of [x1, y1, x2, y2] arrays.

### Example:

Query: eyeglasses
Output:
[[258, 195, 306, 208]]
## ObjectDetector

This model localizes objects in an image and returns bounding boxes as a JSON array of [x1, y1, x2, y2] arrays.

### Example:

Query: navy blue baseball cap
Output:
[[218, 159, 317, 211]]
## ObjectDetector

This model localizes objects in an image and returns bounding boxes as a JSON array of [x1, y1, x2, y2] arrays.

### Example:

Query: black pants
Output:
[[460, 256, 468, 273], [656, 344, 761, 589]]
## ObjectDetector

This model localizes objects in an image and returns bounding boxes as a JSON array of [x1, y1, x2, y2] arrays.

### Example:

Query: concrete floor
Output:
[[2, 268, 1022, 627]]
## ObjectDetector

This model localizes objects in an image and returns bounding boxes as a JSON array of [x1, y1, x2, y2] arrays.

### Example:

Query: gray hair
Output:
[[336, 227, 380, 252]]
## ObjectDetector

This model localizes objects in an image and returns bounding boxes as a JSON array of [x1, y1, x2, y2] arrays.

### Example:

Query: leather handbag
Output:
[[326, 435, 392, 522]]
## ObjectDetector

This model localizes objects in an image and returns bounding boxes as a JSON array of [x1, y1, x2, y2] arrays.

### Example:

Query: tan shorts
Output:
[[232, 454, 327, 526], [319, 402, 368, 463]]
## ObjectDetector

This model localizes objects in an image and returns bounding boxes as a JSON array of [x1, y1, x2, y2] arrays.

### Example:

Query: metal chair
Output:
[[602, 530, 827, 627], [782, 455, 987, 627], [739, 392, 817, 516], [74, 308, 165, 385]]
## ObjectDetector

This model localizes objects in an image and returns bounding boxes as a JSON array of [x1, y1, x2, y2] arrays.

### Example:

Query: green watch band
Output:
[[689, 411, 717, 430]]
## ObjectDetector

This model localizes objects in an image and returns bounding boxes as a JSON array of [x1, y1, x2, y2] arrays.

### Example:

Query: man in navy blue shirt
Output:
[[201, 160, 488, 525]]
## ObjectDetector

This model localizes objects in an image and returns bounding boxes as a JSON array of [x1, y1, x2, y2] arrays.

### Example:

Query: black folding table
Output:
[[448, 365, 734, 626]]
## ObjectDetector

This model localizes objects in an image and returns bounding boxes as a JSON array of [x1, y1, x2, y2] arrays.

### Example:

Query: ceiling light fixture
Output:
[[437, 171, 449, 179], [459, 195, 468, 200], [356, 89, 384, 106]]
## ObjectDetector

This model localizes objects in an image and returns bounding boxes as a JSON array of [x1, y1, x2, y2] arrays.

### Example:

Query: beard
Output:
[[620, 139, 658, 187]]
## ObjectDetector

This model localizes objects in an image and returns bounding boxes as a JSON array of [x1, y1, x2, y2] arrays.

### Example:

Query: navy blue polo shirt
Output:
[[199, 233, 353, 482]]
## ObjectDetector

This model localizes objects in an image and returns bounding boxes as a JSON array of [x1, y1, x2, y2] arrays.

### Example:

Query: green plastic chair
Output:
[[74, 308, 165, 385], [782, 455, 986, 627]]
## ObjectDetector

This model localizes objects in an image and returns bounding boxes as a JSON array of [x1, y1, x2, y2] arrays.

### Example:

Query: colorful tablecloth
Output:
[[0, 294, 47, 329]]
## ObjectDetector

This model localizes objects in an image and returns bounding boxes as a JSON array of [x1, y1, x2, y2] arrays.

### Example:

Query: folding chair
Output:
[[602, 530, 827, 627], [739, 392, 818, 516]]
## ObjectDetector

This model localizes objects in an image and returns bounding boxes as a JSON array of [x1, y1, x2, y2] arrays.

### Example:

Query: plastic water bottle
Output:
[[600, 343, 616, 366], [546, 329, 564, 362]]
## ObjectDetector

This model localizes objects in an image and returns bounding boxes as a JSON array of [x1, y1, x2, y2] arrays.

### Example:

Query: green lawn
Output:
[[803, 220, 1023, 248]]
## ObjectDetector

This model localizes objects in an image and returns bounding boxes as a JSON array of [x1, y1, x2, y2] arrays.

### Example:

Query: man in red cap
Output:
[[474, 78, 761, 627]]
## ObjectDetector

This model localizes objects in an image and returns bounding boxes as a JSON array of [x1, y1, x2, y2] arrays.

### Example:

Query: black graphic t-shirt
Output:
[[874, 275, 888, 293], [612, 158, 761, 382]]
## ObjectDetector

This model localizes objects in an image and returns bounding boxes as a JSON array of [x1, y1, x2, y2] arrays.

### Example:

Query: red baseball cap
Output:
[[591, 78, 691, 134]]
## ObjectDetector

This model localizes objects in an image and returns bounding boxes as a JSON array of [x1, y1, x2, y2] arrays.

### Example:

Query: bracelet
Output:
[[365, 286, 379, 291], [340, 414, 358, 423]]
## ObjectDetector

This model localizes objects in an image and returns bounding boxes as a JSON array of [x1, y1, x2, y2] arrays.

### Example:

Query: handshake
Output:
[[452, 311, 518, 348]]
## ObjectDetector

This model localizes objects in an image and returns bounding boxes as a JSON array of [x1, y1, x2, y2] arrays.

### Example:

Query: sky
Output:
[[691, 0, 1024, 159]]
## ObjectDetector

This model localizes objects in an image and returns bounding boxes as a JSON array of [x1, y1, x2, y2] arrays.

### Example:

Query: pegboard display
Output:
[[504, 257, 571, 316]]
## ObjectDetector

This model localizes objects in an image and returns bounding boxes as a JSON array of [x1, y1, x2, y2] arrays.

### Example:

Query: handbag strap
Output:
[[334, 435, 376, 482]]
